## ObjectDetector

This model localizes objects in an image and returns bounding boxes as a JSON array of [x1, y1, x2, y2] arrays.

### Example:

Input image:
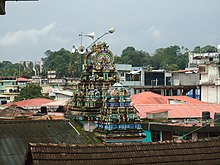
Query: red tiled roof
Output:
[[16, 77, 31, 82], [130, 91, 207, 106], [166, 95, 207, 104], [130, 92, 167, 105], [135, 104, 220, 119], [4, 98, 54, 107]]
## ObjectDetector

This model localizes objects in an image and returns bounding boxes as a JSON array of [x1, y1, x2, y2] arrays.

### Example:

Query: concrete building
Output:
[[116, 64, 199, 97], [0, 77, 18, 103], [192, 52, 220, 103]]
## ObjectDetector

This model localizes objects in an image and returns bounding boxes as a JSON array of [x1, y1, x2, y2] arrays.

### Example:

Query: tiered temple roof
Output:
[[71, 42, 145, 142]]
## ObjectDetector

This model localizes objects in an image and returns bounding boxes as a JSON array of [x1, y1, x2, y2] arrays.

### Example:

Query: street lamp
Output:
[[71, 27, 115, 75], [71, 27, 115, 54], [86, 27, 115, 50]]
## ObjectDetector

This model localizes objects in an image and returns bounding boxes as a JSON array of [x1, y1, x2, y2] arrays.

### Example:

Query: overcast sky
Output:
[[0, 0, 220, 63]]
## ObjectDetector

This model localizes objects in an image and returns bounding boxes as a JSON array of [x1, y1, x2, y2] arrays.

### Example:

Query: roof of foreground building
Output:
[[0, 120, 101, 165], [25, 137, 220, 165]]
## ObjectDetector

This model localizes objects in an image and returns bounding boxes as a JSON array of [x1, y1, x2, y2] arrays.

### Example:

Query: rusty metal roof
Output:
[[0, 120, 101, 165], [26, 137, 220, 165]]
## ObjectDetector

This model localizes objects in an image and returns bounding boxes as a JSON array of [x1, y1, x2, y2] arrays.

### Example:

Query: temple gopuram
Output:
[[71, 42, 145, 142]]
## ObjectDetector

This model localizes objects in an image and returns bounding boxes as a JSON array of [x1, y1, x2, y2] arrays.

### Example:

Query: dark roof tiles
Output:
[[0, 120, 101, 165], [26, 137, 220, 165]]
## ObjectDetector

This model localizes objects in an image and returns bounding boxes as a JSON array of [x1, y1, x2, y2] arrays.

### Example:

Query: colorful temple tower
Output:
[[94, 82, 146, 142], [71, 42, 145, 142], [71, 42, 120, 121]]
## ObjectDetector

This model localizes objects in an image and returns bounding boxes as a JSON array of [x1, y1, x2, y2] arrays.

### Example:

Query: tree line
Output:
[[0, 45, 217, 78]]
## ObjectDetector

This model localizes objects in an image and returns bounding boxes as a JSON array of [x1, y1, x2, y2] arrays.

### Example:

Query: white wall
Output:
[[201, 85, 220, 103]]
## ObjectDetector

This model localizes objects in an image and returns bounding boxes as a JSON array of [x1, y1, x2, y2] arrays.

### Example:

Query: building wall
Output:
[[199, 61, 220, 103], [201, 85, 220, 103], [172, 72, 199, 86]]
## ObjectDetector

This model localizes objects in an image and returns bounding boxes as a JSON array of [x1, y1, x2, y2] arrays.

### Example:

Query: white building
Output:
[[193, 52, 220, 103]]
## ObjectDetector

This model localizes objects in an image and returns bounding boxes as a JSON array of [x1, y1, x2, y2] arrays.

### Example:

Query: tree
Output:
[[41, 48, 82, 78], [151, 45, 188, 70], [192, 45, 217, 53], [164, 64, 178, 71], [116, 46, 151, 67], [15, 84, 49, 101]]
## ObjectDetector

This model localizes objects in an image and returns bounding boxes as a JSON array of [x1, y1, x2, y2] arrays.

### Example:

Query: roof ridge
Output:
[[28, 136, 220, 148]]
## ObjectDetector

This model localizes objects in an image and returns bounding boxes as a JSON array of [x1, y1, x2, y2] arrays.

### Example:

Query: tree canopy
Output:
[[0, 44, 217, 77], [116, 47, 151, 67], [15, 84, 49, 101], [41, 48, 82, 78], [191, 45, 217, 53], [115, 45, 189, 71]]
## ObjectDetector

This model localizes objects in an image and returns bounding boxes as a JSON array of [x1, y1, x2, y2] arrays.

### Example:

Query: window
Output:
[[151, 130, 161, 142], [198, 66, 206, 73], [103, 73, 108, 81]]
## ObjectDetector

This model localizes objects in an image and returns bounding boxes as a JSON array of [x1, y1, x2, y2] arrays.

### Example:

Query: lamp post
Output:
[[86, 27, 115, 50], [71, 27, 115, 76]]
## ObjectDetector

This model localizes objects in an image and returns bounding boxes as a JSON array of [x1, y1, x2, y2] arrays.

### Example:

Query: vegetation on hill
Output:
[[0, 45, 217, 78]]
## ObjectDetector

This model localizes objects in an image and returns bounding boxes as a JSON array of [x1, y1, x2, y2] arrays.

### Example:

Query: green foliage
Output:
[[192, 45, 217, 53], [116, 45, 188, 71], [15, 84, 49, 101], [0, 44, 217, 77], [0, 61, 20, 77], [41, 48, 82, 78], [115, 46, 151, 67]]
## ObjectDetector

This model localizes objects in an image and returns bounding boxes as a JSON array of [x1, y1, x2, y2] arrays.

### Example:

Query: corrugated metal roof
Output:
[[0, 120, 101, 165], [135, 104, 220, 119], [26, 137, 220, 165]]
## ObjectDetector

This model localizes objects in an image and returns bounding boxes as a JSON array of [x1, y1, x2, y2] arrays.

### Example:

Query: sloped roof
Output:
[[16, 77, 31, 82], [42, 99, 70, 107], [52, 90, 73, 97], [130, 91, 207, 106], [0, 105, 33, 117], [135, 104, 220, 119], [3, 98, 54, 107], [166, 95, 207, 104], [0, 120, 101, 165], [131, 92, 167, 105], [26, 137, 220, 165]]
